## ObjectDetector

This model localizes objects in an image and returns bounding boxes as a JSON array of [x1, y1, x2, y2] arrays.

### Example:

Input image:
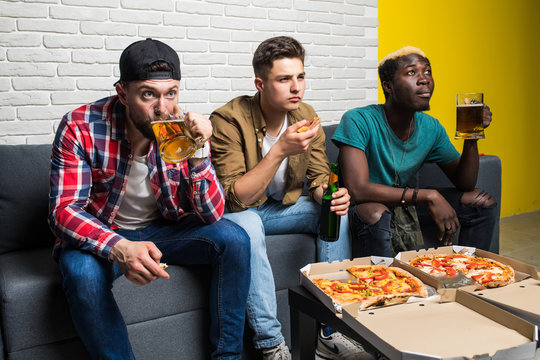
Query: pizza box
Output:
[[299, 256, 438, 315], [394, 245, 539, 289], [341, 288, 538, 360], [461, 278, 540, 329]]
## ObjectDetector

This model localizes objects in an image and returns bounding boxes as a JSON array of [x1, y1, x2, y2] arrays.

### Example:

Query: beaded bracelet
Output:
[[400, 186, 409, 208]]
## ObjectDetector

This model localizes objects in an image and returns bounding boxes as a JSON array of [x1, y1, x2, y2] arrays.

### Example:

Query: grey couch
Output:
[[0, 124, 501, 359]]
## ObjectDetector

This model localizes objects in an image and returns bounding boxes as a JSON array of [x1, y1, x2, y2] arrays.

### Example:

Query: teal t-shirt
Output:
[[332, 104, 460, 187]]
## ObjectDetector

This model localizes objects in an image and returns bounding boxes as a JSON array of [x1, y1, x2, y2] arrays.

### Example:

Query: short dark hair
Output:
[[252, 36, 305, 80], [147, 60, 173, 74]]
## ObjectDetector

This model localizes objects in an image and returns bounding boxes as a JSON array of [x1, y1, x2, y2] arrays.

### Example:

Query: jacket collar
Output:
[[248, 92, 305, 135]]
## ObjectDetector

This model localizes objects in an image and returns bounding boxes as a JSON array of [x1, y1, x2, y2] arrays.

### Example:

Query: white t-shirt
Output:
[[114, 154, 161, 230], [262, 118, 289, 201]]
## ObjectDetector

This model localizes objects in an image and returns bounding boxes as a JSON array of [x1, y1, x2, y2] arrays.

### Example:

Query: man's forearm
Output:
[[233, 150, 284, 205], [455, 140, 480, 191]]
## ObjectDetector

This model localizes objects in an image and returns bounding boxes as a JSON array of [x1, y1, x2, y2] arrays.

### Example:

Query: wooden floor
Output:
[[498, 210, 540, 360], [499, 210, 540, 269]]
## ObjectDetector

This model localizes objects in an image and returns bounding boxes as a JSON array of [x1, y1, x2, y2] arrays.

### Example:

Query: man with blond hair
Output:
[[334, 46, 497, 258]]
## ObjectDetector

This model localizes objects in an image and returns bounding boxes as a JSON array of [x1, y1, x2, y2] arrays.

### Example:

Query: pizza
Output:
[[312, 265, 428, 309], [409, 254, 515, 288], [297, 116, 321, 132]]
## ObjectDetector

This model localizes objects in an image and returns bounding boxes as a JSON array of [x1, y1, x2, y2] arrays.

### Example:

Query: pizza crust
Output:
[[297, 116, 321, 132]]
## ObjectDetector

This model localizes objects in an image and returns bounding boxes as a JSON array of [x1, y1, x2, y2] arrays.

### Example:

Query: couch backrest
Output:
[[0, 129, 341, 255], [0, 144, 55, 254], [323, 124, 339, 163]]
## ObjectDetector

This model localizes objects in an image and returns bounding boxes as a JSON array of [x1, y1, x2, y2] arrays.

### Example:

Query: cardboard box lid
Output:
[[463, 278, 540, 325], [341, 289, 538, 360]]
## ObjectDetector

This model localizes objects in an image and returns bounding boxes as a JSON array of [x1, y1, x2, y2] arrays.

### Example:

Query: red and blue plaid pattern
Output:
[[48, 96, 224, 260]]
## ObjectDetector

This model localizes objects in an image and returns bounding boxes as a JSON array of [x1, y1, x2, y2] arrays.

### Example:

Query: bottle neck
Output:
[[324, 169, 339, 197]]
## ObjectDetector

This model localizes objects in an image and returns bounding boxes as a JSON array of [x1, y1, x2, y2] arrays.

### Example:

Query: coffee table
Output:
[[288, 285, 378, 360]]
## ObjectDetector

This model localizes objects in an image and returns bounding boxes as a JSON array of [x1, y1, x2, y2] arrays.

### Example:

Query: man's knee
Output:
[[461, 189, 497, 208], [215, 218, 251, 257], [223, 210, 264, 250], [355, 203, 390, 225], [58, 250, 111, 295]]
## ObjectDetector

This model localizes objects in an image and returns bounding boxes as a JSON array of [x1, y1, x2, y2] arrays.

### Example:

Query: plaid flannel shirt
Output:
[[48, 95, 225, 261]]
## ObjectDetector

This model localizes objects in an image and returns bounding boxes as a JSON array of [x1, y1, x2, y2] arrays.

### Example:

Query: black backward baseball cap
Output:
[[115, 38, 181, 85]]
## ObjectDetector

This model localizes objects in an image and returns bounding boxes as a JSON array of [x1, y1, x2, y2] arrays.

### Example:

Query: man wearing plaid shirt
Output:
[[48, 38, 250, 360]]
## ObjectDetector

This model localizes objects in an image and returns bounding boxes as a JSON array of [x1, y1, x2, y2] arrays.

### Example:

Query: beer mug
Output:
[[151, 105, 202, 163], [455, 93, 485, 140]]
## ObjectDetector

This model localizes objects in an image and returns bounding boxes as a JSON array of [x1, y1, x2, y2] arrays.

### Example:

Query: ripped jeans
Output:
[[349, 188, 498, 258]]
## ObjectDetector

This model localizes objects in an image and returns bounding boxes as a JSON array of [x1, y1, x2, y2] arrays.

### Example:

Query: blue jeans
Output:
[[223, 196, 351, 349], [349, 188, 497, 257], [58, 215, 250, 360]]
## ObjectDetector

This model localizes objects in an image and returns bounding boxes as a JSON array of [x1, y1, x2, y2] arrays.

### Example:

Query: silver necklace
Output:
[[383, 110, 413, 187]]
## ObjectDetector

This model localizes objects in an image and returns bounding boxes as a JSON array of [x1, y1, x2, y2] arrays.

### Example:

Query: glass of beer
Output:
[[151, 108, 198, 163], [455, 92, 485, 140]]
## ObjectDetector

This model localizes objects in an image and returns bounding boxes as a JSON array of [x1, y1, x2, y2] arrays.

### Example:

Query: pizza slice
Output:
[[297, 116, 321, 132], [462, 257, 515, 287], [347, 265, 428, 296]]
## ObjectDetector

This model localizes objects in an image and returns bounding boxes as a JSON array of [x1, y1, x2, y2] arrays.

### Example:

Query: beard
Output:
[[129, 111, 155, 140], [134, 120, 155, 140], [417, 103, 431, 112]]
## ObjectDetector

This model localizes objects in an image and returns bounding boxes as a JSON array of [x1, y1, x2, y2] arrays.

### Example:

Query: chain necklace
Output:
[[383, 110, 413, 187]]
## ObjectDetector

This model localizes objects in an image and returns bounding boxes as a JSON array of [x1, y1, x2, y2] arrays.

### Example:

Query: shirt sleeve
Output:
[[48, 117, 124, 261], [332, 108, 371, 151], [305, 123, 330, 195], [425, 119, 461, 164], [184, 157, 225, 223], [209, 111, 254, 212]]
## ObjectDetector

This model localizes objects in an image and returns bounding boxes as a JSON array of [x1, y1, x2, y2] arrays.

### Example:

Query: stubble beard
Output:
[[418, 103, 430, 112], [131, 114, 155, 140]]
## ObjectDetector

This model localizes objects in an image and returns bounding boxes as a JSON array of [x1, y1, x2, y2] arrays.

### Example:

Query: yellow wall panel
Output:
[[379, 0, 540, 216]]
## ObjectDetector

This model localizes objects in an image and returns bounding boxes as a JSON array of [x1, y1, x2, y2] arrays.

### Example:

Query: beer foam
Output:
[[457, 104, 483, 107], [379, 46, 426, 68]]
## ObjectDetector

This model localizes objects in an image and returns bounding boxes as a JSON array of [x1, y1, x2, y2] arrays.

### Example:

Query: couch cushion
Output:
[[0, 144, 55, 254], [0, 248, 211, 353], [323, 124, 339, 163], [265, 233, 316, 291]]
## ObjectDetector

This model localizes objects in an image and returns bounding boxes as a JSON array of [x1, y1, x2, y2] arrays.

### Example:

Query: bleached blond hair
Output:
[[378, 46, 426, 68]]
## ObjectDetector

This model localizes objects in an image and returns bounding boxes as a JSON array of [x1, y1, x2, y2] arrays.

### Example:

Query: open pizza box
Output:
[[341, 288, 538, 359], [461, 278, 540, 330], [395, 246, 540, 331], [394, 245, 539, 289], [299, 256, 439, 315]]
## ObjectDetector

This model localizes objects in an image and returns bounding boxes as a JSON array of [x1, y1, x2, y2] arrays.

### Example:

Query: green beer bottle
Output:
[[320, 162, 340, 242]]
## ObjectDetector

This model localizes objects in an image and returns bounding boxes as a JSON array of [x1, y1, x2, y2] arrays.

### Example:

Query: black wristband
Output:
[[400, 186, 409, 208], [412, 187, 419, 206]]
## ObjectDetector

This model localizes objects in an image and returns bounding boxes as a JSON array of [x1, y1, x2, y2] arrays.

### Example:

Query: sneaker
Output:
[[315, 328, 376, 360], [262, 341, 291, 360]]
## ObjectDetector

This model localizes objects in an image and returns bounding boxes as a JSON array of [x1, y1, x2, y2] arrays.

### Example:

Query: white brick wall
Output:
[[0, 0, 379, 145]]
